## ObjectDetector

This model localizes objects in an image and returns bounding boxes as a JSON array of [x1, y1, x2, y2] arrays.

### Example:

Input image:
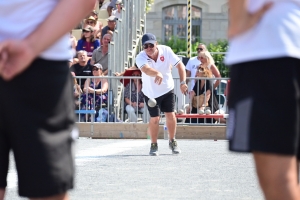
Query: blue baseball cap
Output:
[[142, 33, 157, 45]]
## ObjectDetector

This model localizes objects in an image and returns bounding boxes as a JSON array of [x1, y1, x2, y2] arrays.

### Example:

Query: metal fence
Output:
[[74, 76, 229, 126]]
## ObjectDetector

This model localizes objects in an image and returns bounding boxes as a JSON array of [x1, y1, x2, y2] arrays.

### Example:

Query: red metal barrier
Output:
[[175, 114, 228, 118]]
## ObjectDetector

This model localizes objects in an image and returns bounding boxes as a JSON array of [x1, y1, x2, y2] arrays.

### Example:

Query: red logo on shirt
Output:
[[160, 56, 164, 62]]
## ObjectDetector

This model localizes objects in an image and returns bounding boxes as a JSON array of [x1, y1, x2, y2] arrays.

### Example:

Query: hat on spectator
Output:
[[142, 33, 157, 45], [82, 26, 94, 32], [86, 16, 96, 22], [107, 16, 117, 22], [115, 0, 122, 5], [93, 63, 103, 70]]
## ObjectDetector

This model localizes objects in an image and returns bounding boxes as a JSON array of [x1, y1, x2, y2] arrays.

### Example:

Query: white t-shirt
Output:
[[185, 56, 201, 91], [0, 0, 72, 61], [112, 10, 122, 19], [225, 0, 300, 65], [136, 45, 181, 98]]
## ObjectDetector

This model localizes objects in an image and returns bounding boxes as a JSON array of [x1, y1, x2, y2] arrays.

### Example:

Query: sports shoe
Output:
[[169, 139, 181, 154], [149, 143, 159, 156]]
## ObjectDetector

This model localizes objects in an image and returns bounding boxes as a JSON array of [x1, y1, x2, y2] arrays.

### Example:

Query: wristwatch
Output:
[[180, 81, 186, 85]]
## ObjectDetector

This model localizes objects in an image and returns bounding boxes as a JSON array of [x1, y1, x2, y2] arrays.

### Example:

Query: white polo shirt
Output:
[[136, 45, 181, 98], [225, 0, 300, 65], [0, 0, 72, 61], [185, 56, 201, 91]]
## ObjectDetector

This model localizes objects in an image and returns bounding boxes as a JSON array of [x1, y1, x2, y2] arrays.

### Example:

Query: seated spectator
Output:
[[76, 26, 100, 59], [198, 51, 221, 91], [185, 67, 223, 124], [112, 0, 122, 19], [80, 63, 109, 122], [83, 15, 101, 40], [100, 0, 110, 10], [91, 33, 111, 75], [107, 0, 118, 16], [71, 72, 82, 110], [123, 70, 145, 122], [90, 10, 103, 38], [101, 16, 116, 40], [70, 50, 93, 89]]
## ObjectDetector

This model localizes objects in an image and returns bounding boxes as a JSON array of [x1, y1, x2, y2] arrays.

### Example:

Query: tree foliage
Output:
[[162, 37, 229, 77], [146, 0, 155, 13]]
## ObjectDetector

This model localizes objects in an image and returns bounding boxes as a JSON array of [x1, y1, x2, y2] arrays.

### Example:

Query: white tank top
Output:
[[0, 0, 72, 60], [225, 0, 300, 65]]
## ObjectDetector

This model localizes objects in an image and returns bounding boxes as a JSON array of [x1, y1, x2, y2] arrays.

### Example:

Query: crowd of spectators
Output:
[[69, 1, 226, 124]]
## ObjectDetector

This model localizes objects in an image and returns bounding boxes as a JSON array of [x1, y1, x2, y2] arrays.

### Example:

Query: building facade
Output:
[[146, 0, 228, 44]]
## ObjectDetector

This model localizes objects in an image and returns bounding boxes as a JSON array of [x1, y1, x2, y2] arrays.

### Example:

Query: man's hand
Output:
[[154, 72, 163, 85], [0, 40, 36, 81], [180, 83, 188, 95], [228, 1, 273, 39], [139, 102, 144, 108]]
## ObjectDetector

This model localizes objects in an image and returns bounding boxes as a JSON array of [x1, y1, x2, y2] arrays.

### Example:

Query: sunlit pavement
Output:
[[5, 139, 263, 200]]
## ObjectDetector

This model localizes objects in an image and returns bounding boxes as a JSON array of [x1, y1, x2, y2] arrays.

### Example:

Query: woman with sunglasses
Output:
[[76, 25, 100, 61], [198, 51, 221, 91], [80, 63, 108, 122], [124, 70, 145, 122], [185, 43, 207, 92], [186, 67, 221, 124]]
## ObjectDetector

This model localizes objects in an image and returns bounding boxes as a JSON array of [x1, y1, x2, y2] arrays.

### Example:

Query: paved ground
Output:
[[5, 139, 263, 200]]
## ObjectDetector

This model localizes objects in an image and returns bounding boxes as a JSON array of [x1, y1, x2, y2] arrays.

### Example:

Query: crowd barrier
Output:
[[73, 75, 229, 126]]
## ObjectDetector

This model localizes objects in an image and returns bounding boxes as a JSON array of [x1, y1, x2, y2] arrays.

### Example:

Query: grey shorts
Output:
[[227, 57, 300, 158], [0, 58, 75, 197]]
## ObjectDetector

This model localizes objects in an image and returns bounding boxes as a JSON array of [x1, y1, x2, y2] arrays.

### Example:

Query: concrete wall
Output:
[[77, 123, 226, 140], [146, 0, 228, 44]]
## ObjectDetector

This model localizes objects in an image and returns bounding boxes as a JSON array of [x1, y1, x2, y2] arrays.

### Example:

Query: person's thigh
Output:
[[144, 95, 160, 117], [227, 57, 300, 157], [1, 59, 75, 198], [253, 152, 300, 200], [160, 90, 175, 113]]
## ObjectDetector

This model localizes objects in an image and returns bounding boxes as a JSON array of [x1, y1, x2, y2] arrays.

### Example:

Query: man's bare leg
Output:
[[149, 116, 160, 143], [253, 152, 300, 200], [0, 189, 5, 200], [165, 112, 176, 139], [30, 192, 69, 200]]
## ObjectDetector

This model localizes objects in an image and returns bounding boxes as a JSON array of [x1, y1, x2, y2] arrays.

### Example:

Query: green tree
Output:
[[162, 36, 229, 77], [146, 0, 155, 13]]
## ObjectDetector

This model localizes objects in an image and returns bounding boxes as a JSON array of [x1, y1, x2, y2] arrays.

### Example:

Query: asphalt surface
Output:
[[5, 139, 263, 200]]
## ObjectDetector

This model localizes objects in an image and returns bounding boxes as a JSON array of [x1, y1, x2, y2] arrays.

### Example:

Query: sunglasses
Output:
[[143, 43, 154, 49], [197, 48, 204, 52], [86, 21, 95, 25], [92, 68, 100, 71], [83, 30, 91, 33], [132, 74, 140, 76]]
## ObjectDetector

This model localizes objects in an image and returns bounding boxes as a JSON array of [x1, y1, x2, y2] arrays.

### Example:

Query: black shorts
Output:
[[227, 57, 300, 158], [0, 58, 75, 197], [144, 89, 175, 117]]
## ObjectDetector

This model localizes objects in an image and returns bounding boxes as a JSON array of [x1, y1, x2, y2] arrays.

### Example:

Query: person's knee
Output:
[[126, 105, 135, 113], [150, 116, 160, 124]]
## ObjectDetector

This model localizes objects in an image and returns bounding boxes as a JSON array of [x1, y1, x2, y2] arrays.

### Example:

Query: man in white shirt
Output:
[[185, 43, 206, 91], [0, 0, 96, 199], [112, 0, 122, 19], [136, 33, 188, 156]]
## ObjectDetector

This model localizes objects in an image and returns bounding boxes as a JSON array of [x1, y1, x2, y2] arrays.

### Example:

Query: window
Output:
[[162, 5, 202, 43]]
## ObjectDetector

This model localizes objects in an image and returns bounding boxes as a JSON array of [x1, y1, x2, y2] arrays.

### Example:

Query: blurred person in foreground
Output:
[[226, 0, 300, 199], [0, 0, 96, 199]]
